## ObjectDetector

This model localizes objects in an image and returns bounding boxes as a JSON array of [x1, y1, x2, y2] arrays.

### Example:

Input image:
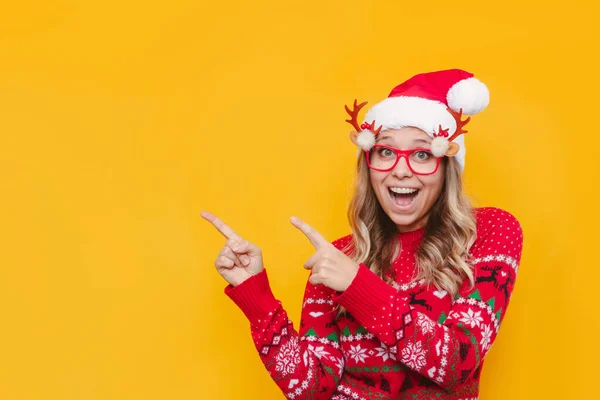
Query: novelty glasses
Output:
[[366, 145, 442, 175]]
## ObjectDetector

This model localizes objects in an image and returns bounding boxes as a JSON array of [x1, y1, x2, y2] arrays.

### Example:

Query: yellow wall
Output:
[[1, 1, 597, 398]]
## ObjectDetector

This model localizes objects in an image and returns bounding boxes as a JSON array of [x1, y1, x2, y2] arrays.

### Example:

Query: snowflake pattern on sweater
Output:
[[225, 207, 523, 399]]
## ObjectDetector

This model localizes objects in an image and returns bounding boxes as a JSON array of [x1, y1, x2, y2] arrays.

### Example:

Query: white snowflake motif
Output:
[[459, 308, 484, 328], [374, 342, 397, 362], [417, 313, 436, 334], [347, 344, 369, 363], [480, 324, 493, 352], [334, 357, 345, 375], [467, 298, 477, 305], [275, 339, 301, 376], [401, 340, 427, 371], [308, 344, 330, 359]]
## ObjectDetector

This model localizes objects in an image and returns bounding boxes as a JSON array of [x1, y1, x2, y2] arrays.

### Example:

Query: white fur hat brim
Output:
[[363, 96, 457, 136]]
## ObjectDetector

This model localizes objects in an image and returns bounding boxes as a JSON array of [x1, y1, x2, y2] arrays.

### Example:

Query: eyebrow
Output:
[[376, 136, 394, 143], [377, 136, 432, 146]]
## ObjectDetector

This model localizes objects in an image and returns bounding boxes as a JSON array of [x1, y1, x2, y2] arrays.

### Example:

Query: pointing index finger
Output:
[[201, 211, 242, 240], [290, 216, 329, 250]]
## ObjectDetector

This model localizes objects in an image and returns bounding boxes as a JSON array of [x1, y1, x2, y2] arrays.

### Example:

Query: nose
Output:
[[391, 154, 413, 178]]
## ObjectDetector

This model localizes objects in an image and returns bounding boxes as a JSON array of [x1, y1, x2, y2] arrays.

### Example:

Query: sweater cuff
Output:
[[224, 269, 280, 324], [332, 263, 398, 324]]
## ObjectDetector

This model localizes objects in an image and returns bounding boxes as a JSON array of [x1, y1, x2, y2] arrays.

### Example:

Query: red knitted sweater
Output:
[[225, 207, 523, 399]]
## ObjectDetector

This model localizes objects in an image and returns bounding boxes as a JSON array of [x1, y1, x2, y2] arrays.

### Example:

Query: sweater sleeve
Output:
[[224, 239, 350, 399], [332, 207, 523, 391]]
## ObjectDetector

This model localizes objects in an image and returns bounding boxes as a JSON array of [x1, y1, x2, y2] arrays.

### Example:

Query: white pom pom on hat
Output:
[[447, 76, 490, 115], [352, 69, 490, 172]]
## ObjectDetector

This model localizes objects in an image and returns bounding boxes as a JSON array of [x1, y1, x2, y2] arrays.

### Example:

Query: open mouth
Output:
[[388, 187, 420, 209]]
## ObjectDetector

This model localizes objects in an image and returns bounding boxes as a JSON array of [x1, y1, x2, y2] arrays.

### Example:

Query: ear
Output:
[[445, 142, 460, 156], [349, 131, 359, 146]]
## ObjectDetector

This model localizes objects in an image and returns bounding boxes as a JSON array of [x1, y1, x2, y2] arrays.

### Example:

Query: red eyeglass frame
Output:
[[365, 144, 443, 175]]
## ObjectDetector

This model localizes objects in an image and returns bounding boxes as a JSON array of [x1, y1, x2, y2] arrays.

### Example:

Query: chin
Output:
[[389, 212, 424, 231]]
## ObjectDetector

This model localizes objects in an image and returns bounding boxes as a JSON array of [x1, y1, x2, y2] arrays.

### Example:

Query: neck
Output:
[[396, 210, 431, 233], [396, 219, 427, 233], [396, 224, 425, 233]]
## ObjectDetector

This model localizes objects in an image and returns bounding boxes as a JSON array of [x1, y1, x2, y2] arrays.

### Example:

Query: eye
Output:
[[377, 147, 395, 157], [413, 150, 433, 161]]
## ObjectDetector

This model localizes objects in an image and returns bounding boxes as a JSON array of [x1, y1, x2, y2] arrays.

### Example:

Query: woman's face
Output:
[[368, 127, 445, 233]]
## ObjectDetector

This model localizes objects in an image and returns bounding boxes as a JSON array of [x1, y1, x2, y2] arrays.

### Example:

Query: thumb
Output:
[[232, 240, 261, 260]]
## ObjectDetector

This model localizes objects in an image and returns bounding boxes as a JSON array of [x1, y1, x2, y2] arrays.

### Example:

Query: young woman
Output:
[[202, 69, 523, 399]]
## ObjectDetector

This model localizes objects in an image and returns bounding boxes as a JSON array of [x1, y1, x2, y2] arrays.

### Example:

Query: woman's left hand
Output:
[[290, 216, 360, 292]]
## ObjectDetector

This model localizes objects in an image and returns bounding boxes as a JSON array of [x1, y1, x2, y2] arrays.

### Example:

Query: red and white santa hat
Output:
[[346, 69, 490, 172]]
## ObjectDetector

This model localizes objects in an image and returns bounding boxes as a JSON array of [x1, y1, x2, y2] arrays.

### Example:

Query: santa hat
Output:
[[345, 69, 490, 172]]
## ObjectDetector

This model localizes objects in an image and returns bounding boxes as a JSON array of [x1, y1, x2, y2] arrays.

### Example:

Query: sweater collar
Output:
[[397, 226, 425, 249]]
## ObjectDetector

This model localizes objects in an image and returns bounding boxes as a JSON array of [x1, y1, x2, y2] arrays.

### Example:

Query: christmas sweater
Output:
[[225, 207, 523, 399]]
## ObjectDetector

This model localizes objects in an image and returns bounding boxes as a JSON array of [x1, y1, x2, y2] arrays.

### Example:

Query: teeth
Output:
[[390, 187, 418, 194]]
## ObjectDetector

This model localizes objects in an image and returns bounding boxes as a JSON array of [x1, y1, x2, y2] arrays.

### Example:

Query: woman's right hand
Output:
[[201, 211, 264, 286]]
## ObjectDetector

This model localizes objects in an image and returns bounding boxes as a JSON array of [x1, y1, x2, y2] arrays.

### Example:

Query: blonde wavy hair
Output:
[[341, 153, 478, 300]]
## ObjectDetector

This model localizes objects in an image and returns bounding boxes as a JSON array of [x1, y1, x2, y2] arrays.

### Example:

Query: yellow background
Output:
[[0, 1, 597, 398]]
